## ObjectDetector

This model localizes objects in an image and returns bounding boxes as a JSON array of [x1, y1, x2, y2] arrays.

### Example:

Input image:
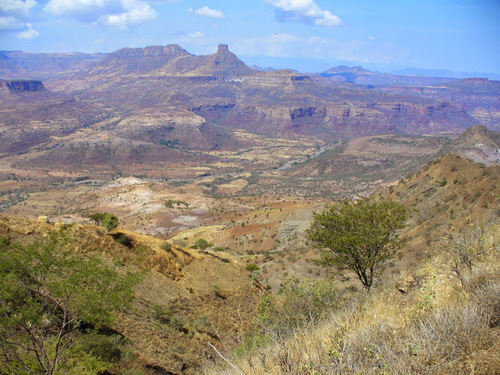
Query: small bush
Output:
[[0, 237, 9, 248], [256, 277, 338, 339], [434, 221, 492, 287], [152, 304, 187, 333], [161, 241, 172, 251], [410, 304, 490, 362], [194, 238, 212, 251], [79, 334, 126, 363]]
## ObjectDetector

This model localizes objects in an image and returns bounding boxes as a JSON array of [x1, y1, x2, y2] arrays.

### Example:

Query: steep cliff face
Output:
[[0, 80, 45, 92], [210, 99, 469, 140], [377, 78, 500, 131]]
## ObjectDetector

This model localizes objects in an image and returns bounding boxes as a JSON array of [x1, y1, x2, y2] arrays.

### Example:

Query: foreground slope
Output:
[[206, 154, 500, 375], [0, 215, 265, 374]]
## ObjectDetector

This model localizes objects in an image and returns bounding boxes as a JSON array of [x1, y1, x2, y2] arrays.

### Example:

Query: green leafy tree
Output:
[[89, 213, 108, 226], [307, 198, 407, 290], [245, 263, 260, 278], [0, 234, 138, 374], [103, 214, 119, 234], [194, 238, 212, 251]]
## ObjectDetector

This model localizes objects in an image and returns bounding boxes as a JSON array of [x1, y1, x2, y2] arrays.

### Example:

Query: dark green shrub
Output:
[[194, 238, 212, 250], [0, 237, 9, 248], [152, 305, 187, 333], [114, 233, 132, 247], [80, 334, 126, 363]]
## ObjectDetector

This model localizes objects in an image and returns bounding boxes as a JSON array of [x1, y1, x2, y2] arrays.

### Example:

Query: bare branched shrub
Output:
[[469, 278, 500, 328], [409, 304, 490, 365], [341, 321, 404, 373], [435, 220, 494, 287]]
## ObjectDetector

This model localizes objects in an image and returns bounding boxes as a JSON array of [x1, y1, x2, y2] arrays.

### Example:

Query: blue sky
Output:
[[1, 0, 499, 74]]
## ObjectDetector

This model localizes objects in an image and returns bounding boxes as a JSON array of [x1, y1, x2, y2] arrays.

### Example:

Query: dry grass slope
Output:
[[205, 154, 500, 374], [205, 225, 500, 375]]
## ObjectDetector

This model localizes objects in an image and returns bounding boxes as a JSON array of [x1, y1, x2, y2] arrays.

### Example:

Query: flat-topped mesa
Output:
[[143, 44, 190, 57], [109, 44, 190, 60], [0, 80, 45, 92]]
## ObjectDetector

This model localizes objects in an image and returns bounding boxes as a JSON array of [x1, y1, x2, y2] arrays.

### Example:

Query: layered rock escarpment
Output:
[[0, 80, 45, 92]]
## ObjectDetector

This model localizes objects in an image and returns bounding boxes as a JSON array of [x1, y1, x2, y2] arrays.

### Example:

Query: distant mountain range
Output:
[[391, 68, 500, 81], [2, 47, 499, 82], [1, 44, 499, 176]]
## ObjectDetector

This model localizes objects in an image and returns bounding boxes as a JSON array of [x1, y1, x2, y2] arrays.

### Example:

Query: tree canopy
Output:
[[0, 233, 138, 374], [103, 214, 119, 234], [307, 198, 407, 290]]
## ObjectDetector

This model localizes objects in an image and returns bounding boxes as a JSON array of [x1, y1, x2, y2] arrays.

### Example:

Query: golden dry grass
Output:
[[205, 240, 500, 375]]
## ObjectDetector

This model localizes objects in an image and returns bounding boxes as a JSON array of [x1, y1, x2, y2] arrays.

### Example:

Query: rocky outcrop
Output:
[[438, 125, 500, 165], [189, 103, 236, 121], [173, 44, 256, 77]]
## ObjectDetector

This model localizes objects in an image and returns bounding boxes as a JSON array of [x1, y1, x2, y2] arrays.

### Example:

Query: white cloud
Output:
[[0, 15, 23, 30], [44, 0, 157, 28], [265, 0, 341, 27], [236, 33, 401, 65], [16, 22, 38, 38], [188, 31, 204, 38], [0, 0, 37, 16], [0, 0, 37, 31], [188, 6, 225, 19]]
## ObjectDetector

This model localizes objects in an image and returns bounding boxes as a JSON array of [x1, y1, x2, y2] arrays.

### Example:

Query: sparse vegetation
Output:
[[0, 129, 498, 374], [206, 230, 500, 375], [115, 232, 132, 247], [161, 241, 172, 251], [89, 212, 108, 225]]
